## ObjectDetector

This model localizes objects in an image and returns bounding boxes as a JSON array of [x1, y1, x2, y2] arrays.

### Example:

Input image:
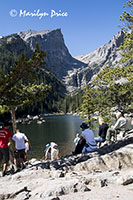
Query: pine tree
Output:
[[80, 0, 133, 122], [0, 44, 51, 131]]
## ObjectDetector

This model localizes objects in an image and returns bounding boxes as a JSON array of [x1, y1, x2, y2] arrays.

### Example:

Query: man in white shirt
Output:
[[80, 123, 97, 153], [12, 129, 31, 170], [106, 112, 127, 144]]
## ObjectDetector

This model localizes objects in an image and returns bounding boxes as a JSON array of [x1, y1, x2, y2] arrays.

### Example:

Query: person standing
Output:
[[12, 129, 31, 170], [0, 121, 13, 176], [80, 123, 97, 153]]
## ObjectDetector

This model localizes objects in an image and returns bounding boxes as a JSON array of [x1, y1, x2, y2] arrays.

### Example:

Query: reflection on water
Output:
[[18, 115, 98, 159]]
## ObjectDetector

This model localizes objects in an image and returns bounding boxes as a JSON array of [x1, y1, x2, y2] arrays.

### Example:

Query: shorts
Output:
[[0, 148, 10, 163], [14, 149, 26, 160]]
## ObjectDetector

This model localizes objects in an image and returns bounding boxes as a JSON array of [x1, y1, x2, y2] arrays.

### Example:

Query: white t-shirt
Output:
[[81, 129, 97, 148], [12, 132, 28, 150]]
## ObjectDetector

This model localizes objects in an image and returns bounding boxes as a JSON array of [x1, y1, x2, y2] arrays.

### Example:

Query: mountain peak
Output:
[[18, 28, 61, 41], [17, 28, 85, 81], [65, 31, 125, 92], [75, 31, 125, 65]]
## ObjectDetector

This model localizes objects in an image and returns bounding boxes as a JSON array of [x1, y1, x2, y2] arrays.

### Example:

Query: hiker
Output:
[[50, 142, 60, 161], [80, 123, 97, 153], [95, 117, 108, 147], [12, 129, 31, 170], [44, 142, 60, 161], [74, 133, 80, 146], [106, 112, 127, 144], [74, 123, 97, 154], [44, 143, 51, 160], [0, 121, 13, 176], [73, 136, 86, 154], [4, 121, 15, 172]]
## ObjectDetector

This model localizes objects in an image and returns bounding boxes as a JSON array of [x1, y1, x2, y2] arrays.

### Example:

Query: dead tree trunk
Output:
[[10, 108, 17, 133]]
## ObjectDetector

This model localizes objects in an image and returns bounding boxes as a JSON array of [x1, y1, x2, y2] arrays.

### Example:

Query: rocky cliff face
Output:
[[66, 31, 125, 92], [0, 29, 125, 93], [76, 31, 124, 67], [18, 29, 87, 81]]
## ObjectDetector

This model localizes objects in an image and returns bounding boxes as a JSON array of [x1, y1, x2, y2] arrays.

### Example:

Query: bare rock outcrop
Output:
[[18, 29, 87, 81], [0, 133, 133, 200]]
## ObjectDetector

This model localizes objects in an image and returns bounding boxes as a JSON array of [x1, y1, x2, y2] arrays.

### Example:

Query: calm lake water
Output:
[[18, 115, 98, 159]]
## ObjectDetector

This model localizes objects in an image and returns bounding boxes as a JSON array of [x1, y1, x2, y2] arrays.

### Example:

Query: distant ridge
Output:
[[0, 29, 125, 93], [64, 30, 125, 92], [75, 30, 124, 66]]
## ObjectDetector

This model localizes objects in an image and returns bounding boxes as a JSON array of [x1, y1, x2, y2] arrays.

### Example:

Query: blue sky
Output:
[[0, 0, 127, 56]]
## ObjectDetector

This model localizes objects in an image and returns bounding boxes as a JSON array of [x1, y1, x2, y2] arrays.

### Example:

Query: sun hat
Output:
[[80, 123, 89, 129], [46, 143, 50, 147]]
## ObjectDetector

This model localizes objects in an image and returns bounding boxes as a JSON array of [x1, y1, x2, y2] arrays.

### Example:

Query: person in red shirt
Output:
[[0, 121, 13, 176]]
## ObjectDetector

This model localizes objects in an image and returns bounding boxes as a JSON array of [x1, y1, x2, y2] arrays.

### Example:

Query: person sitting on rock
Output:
[[80, 123, 97, 153], [74, 133, 80, 146], [106, 112, 127, 144], [73, 136, 86, 155], [95, 117, 108, 147], [74, 123, 97, 154]]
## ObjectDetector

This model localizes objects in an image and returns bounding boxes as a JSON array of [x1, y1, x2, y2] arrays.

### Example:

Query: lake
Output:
[[18, 115, 98, 159]]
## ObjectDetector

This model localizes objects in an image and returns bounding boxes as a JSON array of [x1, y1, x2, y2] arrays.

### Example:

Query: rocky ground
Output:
[[0, 133, 133, 200]]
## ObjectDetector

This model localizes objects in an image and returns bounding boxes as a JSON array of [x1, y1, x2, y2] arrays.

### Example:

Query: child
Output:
[[74, 133, 80, 146], [44, 144, 51, 160]]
